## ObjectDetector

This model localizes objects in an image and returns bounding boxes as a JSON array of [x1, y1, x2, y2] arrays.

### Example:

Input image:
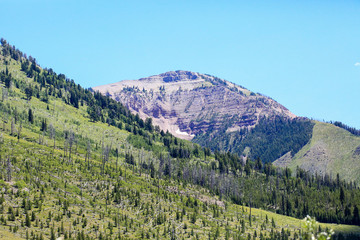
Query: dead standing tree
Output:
[[100, 131, 111, 175], [17, 121, 22, 143], [115, 144, 122, 173], [7, 156, 12, 182], [1, 87, 8, 102], [63, 139, 68, 162], [85, 139, 91, 170], [101, 143, 111, 175], [157, 153, 165, 196], [63, 128, 75, 163], [138, 148, 145, 176], [67, 130, 75, 163], [49, 123, 56, 149]]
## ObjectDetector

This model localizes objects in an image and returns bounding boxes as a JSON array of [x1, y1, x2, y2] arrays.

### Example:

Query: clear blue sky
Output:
[[1, 0, 360, 128]]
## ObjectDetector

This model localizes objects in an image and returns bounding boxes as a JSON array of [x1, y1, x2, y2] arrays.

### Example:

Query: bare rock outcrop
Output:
[[93, 70, 296, 140]]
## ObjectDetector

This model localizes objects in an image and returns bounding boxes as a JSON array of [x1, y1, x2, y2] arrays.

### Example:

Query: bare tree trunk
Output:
[[86, 140, 91, 170], [63, 140, 67, 162], [68, 130, 74, 163], [49, 123, 56, 149], [10, 118, 15, 136], [7, 156, 11, 182], [116, 147, 119, 172], [101, 141, 104, 174]]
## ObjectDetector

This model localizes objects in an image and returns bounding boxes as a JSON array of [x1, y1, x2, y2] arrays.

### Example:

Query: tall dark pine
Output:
[[25, 87, 33, 101], [28, 109, 34, 124], [340, 187, 345, 205], [353, 205, 360, 225]]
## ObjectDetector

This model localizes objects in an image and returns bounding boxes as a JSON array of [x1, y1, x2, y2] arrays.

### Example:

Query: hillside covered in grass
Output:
[[0, 39, 360, 239], [275, 121, 360, 185]]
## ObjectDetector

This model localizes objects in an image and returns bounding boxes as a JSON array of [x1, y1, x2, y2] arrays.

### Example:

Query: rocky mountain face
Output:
[[93, 70, 296, 140]]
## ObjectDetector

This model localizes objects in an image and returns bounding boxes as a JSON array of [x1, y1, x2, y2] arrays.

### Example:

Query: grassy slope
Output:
[[0, 49, 360, 239], [289, 121, 360, 184], [246, 207, 360, 235], [0, 227, 24, 240]]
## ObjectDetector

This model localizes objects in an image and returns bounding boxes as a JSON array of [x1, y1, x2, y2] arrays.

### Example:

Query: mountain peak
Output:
[[93, 71, 296, 140], [139, 70, 201, 83]]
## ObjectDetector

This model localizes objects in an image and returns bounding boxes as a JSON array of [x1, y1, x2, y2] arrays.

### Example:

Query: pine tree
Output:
[[340, 187, 345, 205], [40, 119, 47, 132], [50, 227, 56, 240], [25, 211, 31, 227], [353, 205, 360, 225], [25, 87, 33, 101], [31, 211, 36, 221], [28, 109, 34, 124], [272, 217, 276, 228]]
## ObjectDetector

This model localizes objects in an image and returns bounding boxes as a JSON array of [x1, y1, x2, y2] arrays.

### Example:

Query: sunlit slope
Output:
[[288, 121, 360, 184], [1, 40, 360, 240]]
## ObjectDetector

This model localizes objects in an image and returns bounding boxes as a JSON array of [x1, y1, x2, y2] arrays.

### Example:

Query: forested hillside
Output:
[[193, 116, 314, 164], [0, 39, 360, 239]]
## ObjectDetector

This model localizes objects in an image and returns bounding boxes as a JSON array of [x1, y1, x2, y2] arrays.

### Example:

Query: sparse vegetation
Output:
[[0, 39, 359, 239]]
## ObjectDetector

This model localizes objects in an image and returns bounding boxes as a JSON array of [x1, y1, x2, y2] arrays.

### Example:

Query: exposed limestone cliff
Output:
[[93, 70, 295, 140]]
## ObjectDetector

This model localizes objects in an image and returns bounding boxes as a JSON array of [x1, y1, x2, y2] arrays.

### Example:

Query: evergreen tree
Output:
[[25, 211, 31, 227], [50, 227, 56, 240], [353, 205, 360, 225], [28, 109, 34, 124], [25, 86, 33, 100], [340, 187, 345, 205], [40, 119, 47, 132]]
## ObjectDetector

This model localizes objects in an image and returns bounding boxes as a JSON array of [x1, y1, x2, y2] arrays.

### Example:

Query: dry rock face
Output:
[[92, 70, 296, 140]]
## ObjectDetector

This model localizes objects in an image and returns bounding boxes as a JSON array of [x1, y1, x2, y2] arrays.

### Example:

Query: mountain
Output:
[[92, 70, 311, 163], [93, 70, 296, 140], [1, 39, 360, 239], [93, 71, 360, 185]]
